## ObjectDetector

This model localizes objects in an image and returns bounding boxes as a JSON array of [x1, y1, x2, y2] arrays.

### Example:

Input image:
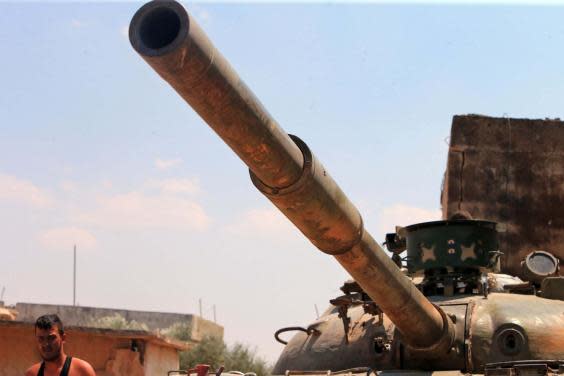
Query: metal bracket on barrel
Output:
[[249, 134, 364, 256]]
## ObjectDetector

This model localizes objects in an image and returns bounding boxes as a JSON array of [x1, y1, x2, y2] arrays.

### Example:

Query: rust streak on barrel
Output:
[[129, 0, 453, 352]]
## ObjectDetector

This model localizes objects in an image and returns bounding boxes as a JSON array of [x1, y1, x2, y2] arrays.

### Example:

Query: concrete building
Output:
[[0, 320, 188, 376], [15, 302, 224, 341], [0, 302, 224, 375]]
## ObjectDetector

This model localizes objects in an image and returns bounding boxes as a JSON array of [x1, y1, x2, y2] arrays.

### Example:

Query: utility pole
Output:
[[199, 298, 202, 317], [73, 245, 77, 306], [213, 304, 216, 322]]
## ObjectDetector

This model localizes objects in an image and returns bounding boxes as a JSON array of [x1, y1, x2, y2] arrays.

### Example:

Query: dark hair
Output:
[[35, 314, 65, 335]]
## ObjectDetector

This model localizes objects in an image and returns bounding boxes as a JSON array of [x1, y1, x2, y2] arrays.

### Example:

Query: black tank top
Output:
[[37, 356, 72, 376]]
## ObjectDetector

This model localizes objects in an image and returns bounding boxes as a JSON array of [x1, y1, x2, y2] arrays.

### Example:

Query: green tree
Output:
[[88, 313, 148, 331], [180, 336, 226, 370], [224, 342, 271, 376], [174, 336, 271, 376], [161, 321, 192, 342]]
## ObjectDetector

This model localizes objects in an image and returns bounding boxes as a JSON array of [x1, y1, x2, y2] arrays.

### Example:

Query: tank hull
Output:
[[274, 293, 564, 374]]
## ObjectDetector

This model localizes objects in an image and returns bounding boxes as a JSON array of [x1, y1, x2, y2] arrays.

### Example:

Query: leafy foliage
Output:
[[180, 336, 226, 370], [224, 342, 271, 376], [88, 313, 148, 331], [173, 335, 271, 376], [161, 321, 193, 342]]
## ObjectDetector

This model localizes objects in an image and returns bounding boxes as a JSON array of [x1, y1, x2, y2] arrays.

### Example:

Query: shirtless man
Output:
[[25, 314, 96, 376]]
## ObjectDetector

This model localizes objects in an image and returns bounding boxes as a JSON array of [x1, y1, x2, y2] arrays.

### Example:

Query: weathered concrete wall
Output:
[[441, 115, 564, 278], [104, 349, 144, 376], [144, 342, 179, 375], [190, 314, 224, 341], [0, 325, 39, 376], [0, 322, 182, 376], [65, 331, 123, 370], [15, 302, 223, 339]]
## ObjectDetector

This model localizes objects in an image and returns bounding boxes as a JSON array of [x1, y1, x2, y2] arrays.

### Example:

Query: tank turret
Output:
[[128, 1, 564, 374]]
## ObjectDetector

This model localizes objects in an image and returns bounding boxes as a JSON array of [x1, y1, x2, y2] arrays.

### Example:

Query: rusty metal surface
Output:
[[469, 293, 564, 366], [273, 297, 469, 373], [334, 232, 450, 350], [129, 3, 564, 375], [540, 277, 564, 300], [273, 293, 564, 374], [273, 304, 395, 373], [250, 135, 364, 255], [282, 372, 466, 376], [441, 115, 564, 279], [129, 1, 304, 189], [129, 0, 452, 354], [402, 303, 467, 371], [484, 360, 564, 376]]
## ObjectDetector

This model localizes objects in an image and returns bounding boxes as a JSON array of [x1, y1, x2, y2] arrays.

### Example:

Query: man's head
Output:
[[34, 314, 66, 361]]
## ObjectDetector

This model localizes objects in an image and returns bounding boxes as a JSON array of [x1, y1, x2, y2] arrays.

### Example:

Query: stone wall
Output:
[[442, 115, 564, 278], [15, 302, 224, 340]]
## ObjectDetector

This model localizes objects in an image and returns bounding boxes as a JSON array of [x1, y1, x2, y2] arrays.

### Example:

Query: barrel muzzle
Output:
[[130, 0, 455, 354]]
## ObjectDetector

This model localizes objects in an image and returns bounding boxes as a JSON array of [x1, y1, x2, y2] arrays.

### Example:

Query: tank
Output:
[[128, 2, 564, 375]]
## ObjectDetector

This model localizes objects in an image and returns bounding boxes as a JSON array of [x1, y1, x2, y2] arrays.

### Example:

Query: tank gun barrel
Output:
[[129, 0, 453, 353]]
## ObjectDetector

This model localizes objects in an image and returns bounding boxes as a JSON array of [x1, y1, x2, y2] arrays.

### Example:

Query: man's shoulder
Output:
[[70, 357, 96, 375], [24, 363, 41, 376]]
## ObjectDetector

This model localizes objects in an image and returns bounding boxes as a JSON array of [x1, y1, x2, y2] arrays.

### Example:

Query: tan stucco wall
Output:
[[144, 342, 180, 375], [64, 332, 123, 370], [0, 325, 39, 376], [0, 324, 180, 376], [0, 326, 122, 375]]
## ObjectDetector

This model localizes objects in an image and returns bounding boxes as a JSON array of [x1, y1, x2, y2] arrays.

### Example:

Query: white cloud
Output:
[[0, 174, 210, 246], [189, 4, 211, 24], [197, 9, 210, 23], [375, 204, 441, 236], [39, 227, 97, 251], [77, 191, 210, 231], [226, 204, 440, 244], [101, 179, 113, 190], [0, 173, 53, 208], [71, 19, 84, 28], [145, 178, 201, 195], [121, 25, 129, 38], [59, 180, 78, 193], [155, 158, 183, 170], [62, 165, 73, 174], [225, 207, 294, 236]]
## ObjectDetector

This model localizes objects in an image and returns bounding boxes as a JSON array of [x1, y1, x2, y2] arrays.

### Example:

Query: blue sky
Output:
[[1, 1, 564, 363]]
